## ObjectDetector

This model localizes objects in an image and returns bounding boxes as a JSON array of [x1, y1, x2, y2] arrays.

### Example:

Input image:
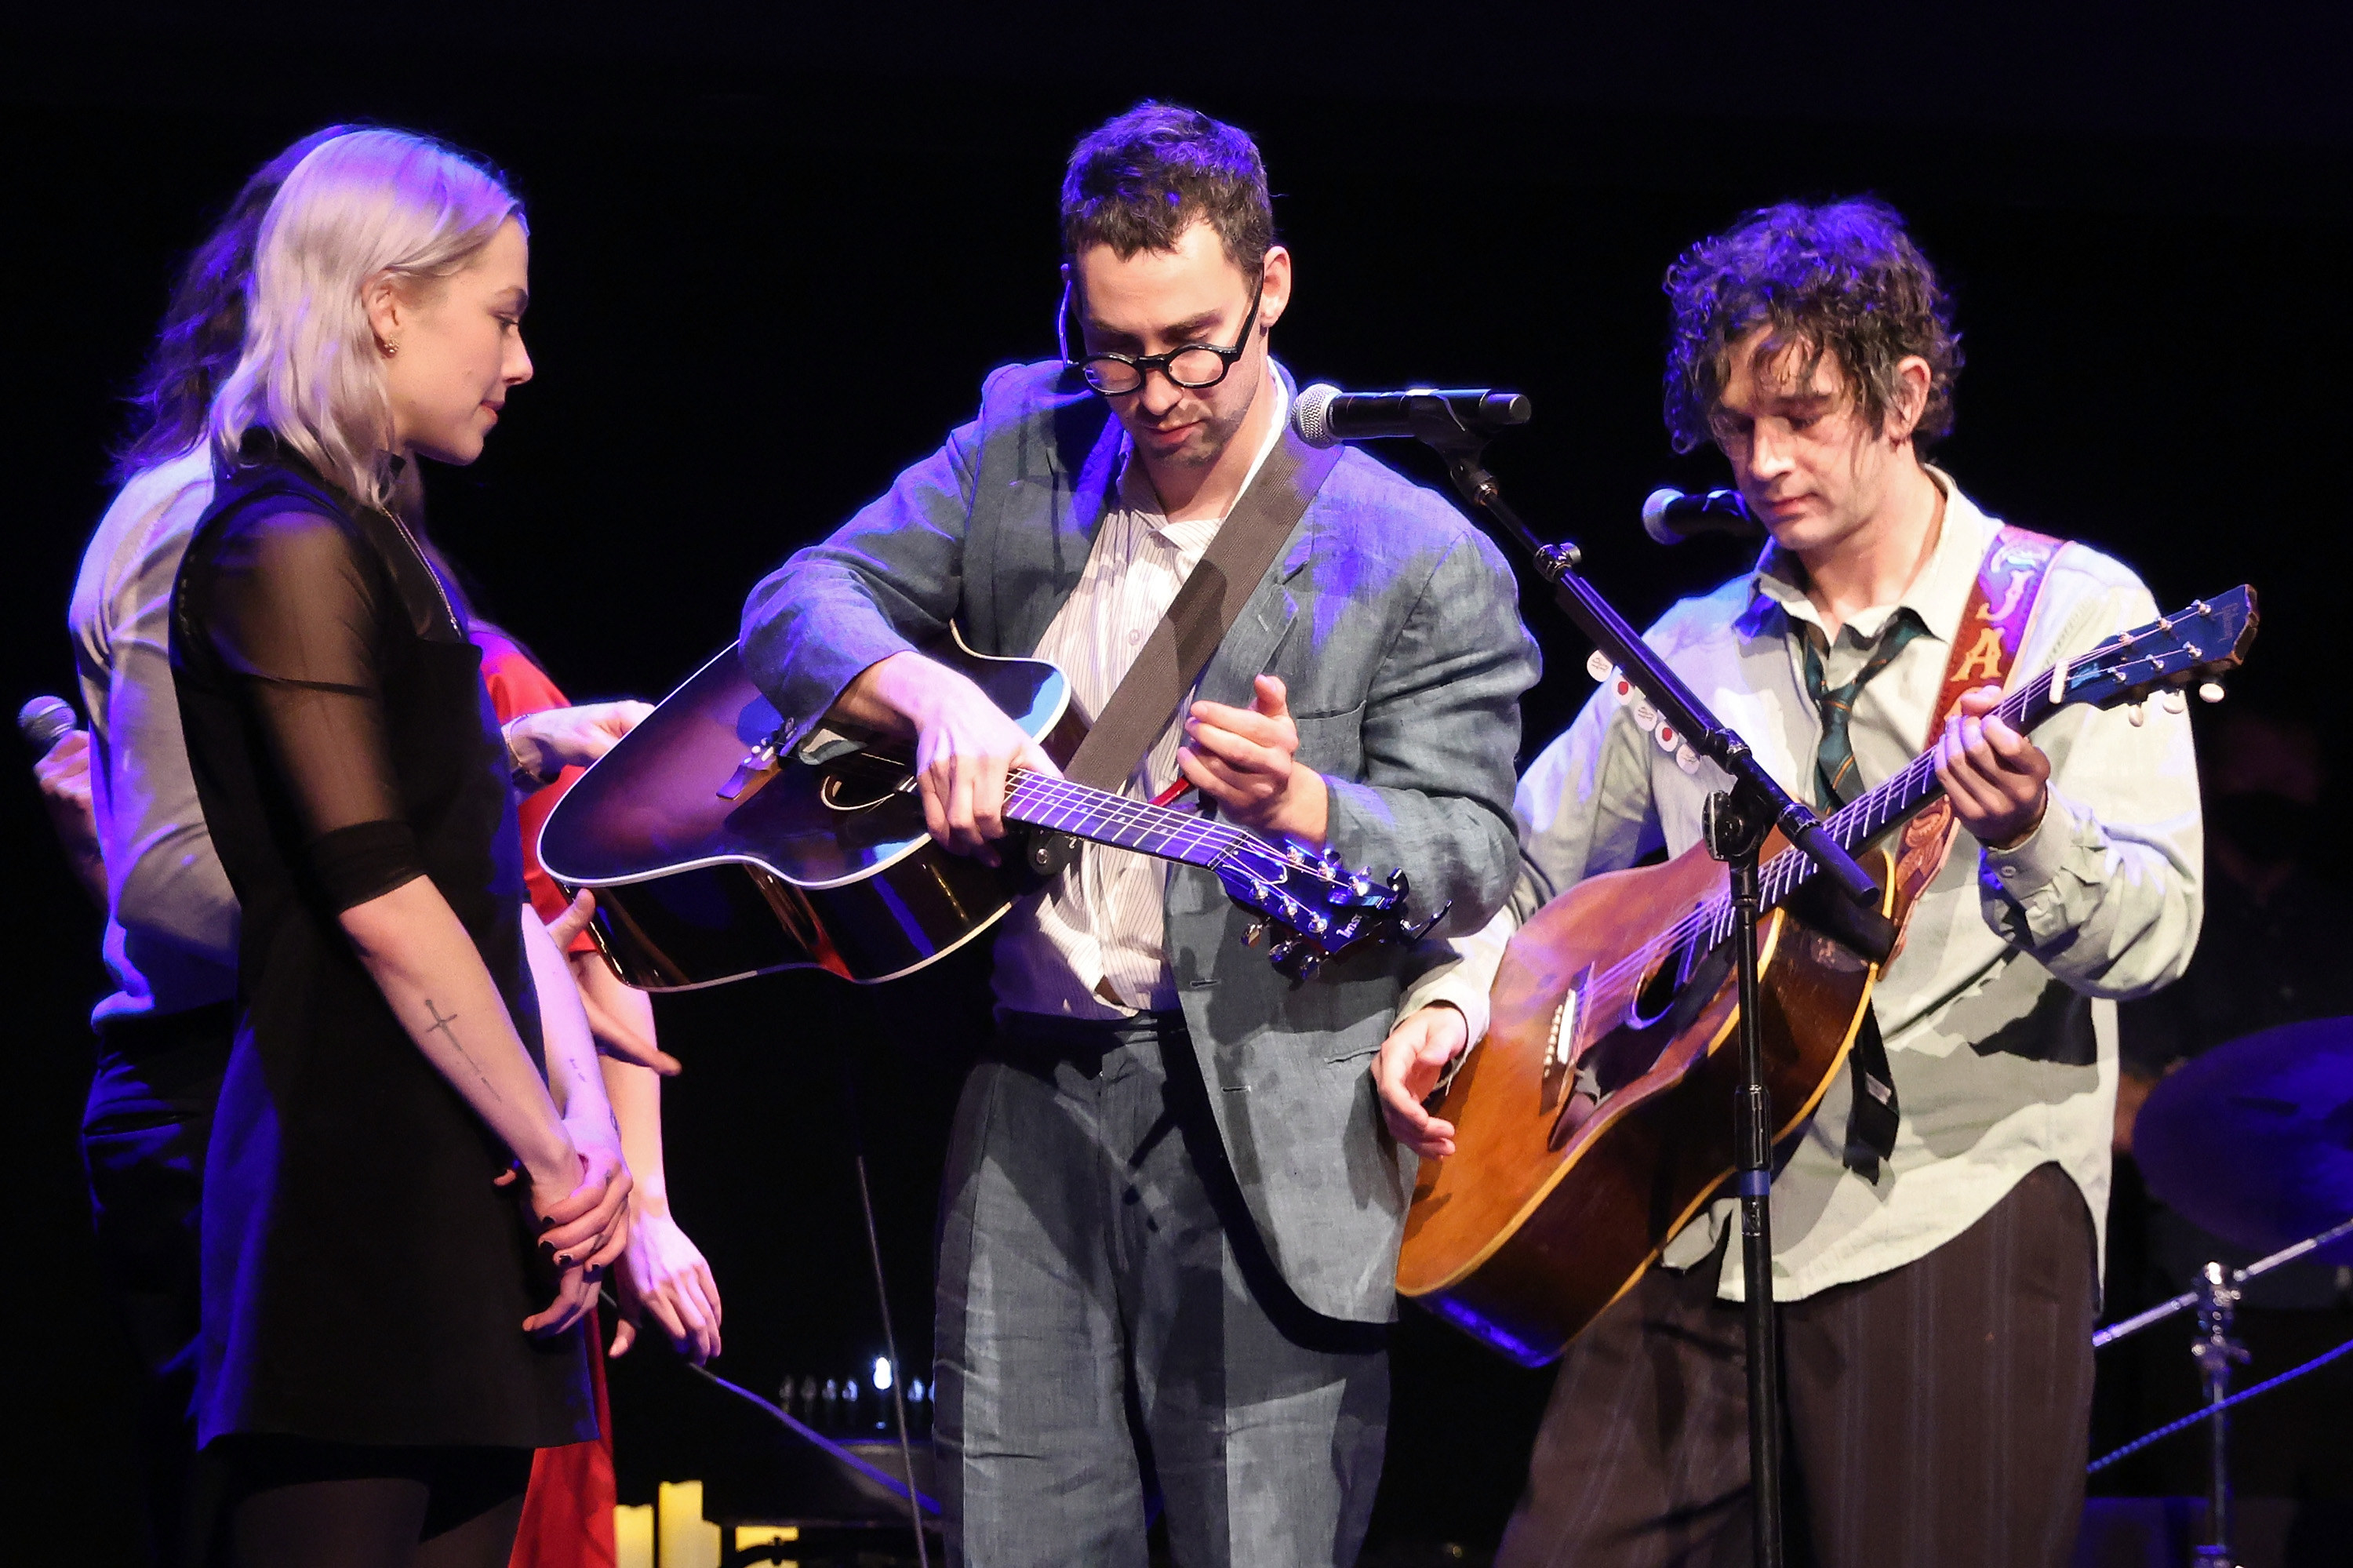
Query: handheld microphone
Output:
[[1642, 487, 1761, 544], [1293, 383, 1532, 449], [17, 695, 78, 752]]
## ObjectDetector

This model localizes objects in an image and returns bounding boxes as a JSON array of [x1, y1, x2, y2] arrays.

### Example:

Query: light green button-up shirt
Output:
[[1419, 471, 2203, 1301]]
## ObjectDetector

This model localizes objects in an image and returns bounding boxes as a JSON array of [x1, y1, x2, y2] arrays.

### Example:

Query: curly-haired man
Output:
[[1377, 198, 2202, 1566]]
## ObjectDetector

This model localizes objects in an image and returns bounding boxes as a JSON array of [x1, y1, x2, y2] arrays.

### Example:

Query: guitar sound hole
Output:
[[1627, 932, 1698, 1030], [819, 767, 905, 813], [1585, 1025, 1666, 1101]]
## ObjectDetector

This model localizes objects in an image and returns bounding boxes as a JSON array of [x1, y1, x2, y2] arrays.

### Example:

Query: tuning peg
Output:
[[1402, 899, 1455, 944], [1245, 920, 1269, 948], [2128, 702, 2147, 728], [1267, 935, 1323, 980], [2198, 681, 2226, 704], [2159, 689, 2188, 715]]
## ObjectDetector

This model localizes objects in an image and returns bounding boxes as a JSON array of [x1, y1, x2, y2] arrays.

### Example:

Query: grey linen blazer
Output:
[[740, 360, 1540, 1322]]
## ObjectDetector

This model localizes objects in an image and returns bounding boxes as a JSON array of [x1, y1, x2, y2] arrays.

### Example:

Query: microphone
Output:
[[18, 695, 78, 752], [1642, 487, 1761, 544], [1293, 382, 1532, 449]]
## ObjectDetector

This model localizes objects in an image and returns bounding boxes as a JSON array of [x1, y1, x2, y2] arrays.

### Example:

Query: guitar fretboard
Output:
[[1544, 587, 2242, 1064], [1581, 646, 2100, 1035], [1741, 672, 2062, 932], [1002, 770, 1248, 870]]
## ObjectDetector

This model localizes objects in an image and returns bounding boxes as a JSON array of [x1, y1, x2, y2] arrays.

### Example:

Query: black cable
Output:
[[591, 1286, 943, 1516], [2086, 1331, 2353, 1474], [845, 1064, 934, 1568], [685, 1362, 942, 1516]]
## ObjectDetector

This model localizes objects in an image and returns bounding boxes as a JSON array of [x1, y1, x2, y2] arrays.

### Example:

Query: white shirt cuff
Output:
[[1399, 957, 1493, 1051], [1980, 786, 2078, 897]]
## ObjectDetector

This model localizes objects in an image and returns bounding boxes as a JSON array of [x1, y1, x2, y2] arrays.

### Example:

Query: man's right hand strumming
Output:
[[833, 650, 1060, 866]]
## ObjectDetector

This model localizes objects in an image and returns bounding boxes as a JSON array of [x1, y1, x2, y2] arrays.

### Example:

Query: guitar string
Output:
[[1002, 775, 1385, 928], [1580, 608, 2198, 1013], [1559, 663, 2080, 1053], [1003, 773, 1242, 861], [1006, 770, 1276, 862], [997, 772, 1366, 899], [1562, 609, 2214, 1053], [882, 619, 2171, 1004]]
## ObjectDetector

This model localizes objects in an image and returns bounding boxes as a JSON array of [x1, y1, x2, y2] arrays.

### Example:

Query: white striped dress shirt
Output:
[[991, 388, 1289, 1019]]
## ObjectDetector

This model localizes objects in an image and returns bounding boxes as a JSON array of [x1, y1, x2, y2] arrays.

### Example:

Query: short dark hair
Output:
[[111, 125, 355, 482], [1661, 197, 1962, 455], [1060, 101, 1274, 276]]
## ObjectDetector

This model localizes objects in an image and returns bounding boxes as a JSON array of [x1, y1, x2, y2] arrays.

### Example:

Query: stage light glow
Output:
[[872, 1355, 893, 1391]]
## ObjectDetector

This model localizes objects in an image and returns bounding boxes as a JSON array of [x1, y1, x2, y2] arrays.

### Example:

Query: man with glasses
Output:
[[742, 102, 1537, 1565]]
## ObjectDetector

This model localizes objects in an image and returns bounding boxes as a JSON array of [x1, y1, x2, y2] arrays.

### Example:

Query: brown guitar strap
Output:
[[1843, 522, 2065, 1181], [1060, 427, 1343, 791]]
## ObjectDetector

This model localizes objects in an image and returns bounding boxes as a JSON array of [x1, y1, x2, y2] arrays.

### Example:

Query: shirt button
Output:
[[1999, 864, 2018, 877], [1129, 629, 1143, 646]]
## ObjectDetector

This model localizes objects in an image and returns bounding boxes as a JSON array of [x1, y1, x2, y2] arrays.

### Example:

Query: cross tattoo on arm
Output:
[[424, 999, 504, 1104]]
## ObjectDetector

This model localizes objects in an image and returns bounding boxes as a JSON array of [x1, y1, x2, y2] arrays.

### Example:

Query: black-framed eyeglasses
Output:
[[1057, 276, 1264, 397]]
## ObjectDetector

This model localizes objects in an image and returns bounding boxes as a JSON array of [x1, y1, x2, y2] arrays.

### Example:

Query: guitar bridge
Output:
[[717, 723, 796, 801], [1544, 987, 1580, 1072]]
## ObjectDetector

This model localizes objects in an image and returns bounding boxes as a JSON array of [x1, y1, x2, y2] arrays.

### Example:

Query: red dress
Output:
[[476, 627, 620, 1568]]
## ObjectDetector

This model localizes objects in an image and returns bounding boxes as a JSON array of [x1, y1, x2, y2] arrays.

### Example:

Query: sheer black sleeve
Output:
[[198, 505, 427, 911]]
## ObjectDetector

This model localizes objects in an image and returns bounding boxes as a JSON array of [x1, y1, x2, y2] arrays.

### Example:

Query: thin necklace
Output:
[[376, 499, 461, 635]]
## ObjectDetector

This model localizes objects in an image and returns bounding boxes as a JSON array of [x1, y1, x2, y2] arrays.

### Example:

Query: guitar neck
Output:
[[1753, 668, 2068, 916], [1003, 770, 1241, 869]]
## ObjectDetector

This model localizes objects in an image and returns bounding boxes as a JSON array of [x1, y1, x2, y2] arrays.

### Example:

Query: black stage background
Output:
[[5, 5, 2349, 1561]]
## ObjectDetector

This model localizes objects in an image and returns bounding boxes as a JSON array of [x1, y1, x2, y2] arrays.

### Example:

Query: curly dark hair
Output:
[[1060, 101, 1274, 275], [110, 125, 355, 481], [1661, 197, 1962, 455]]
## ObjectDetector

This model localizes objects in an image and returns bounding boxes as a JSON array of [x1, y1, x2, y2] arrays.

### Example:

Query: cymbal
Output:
[[2134, 1016, 2353, 1266]]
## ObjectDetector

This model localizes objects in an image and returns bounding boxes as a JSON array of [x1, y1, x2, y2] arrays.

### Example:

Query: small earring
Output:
[[376, 337, 398, 358]]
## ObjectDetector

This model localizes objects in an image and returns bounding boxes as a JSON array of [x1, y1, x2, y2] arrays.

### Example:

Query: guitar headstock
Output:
[[1211, 839, 1442, 980], [2062, 586, 2259, 711]]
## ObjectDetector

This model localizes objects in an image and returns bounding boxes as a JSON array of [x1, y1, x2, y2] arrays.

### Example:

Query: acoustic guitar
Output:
[[536, 630, 1430, 989], [1397, 587, 2257, 1365]]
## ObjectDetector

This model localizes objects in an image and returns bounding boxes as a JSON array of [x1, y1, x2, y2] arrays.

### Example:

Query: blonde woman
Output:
[[169, 129, 628, 1566]]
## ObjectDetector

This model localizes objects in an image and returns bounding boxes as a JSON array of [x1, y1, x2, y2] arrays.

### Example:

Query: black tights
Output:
[[216, 1437, 532, 1568]]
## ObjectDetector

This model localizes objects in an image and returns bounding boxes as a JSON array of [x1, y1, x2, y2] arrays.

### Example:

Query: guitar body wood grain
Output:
[[1398, 834, 1910, 1366], [1397, 587, 2257, 1364]]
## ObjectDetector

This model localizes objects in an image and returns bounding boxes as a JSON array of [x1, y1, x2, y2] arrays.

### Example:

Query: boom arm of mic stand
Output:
[[1438, 445, 1884, 914]]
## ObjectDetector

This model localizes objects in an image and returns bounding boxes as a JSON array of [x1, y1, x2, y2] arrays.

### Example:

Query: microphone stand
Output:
[[1413, 418, 1887, 1568]]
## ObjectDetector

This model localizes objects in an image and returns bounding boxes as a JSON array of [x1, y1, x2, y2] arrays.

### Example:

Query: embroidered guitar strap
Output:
[[1842, 523, 2065, 1181]]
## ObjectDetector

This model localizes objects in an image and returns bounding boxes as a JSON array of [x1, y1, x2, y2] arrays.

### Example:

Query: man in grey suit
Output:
[[741, 103, 1537, 1566]]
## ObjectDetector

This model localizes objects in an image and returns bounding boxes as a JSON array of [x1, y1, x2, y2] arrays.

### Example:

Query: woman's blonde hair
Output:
[[208, 128, 524, 507]]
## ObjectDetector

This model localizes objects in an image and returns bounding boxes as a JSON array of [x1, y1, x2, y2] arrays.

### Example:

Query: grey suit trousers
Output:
[[934, 1011, 1389, 1567]]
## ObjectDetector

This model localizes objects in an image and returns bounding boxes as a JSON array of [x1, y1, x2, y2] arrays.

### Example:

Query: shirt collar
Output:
[[1114, 372, 1293, 530], [1741, 466, 1997, 647]]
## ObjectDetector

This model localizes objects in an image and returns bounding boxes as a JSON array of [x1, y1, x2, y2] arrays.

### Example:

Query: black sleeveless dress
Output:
[[171, 448, 594, 1450]]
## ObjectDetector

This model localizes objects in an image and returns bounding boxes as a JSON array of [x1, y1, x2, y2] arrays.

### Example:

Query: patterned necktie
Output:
[[1798, 609, 1927, 1181], [1802, 612, 1928, 808]]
